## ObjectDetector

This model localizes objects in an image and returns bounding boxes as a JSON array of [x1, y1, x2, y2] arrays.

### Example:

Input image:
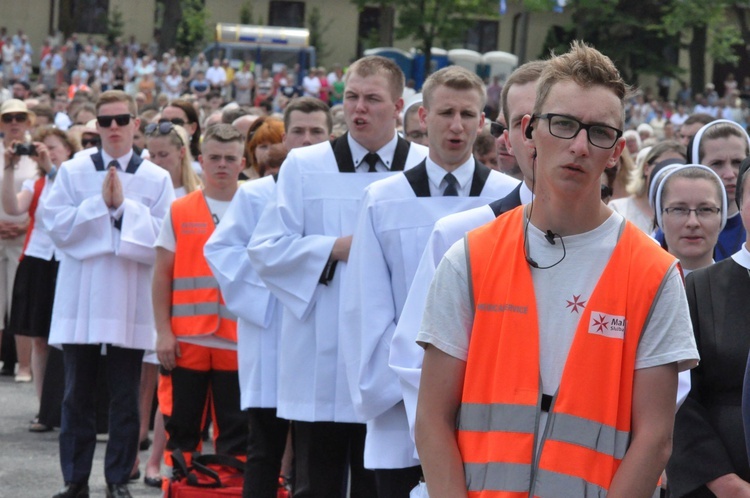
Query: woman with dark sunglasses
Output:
[[0, 99, 41, 385]]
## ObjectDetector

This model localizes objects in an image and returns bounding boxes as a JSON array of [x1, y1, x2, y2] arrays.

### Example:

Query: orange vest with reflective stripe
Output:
[[170, 190, 237, 343], [460, 206, 675, 497]]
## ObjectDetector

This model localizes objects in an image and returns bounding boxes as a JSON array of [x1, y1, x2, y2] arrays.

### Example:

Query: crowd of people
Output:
[[0, 26, 748, 498]]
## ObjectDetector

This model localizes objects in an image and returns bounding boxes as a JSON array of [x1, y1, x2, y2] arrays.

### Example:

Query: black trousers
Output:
[[243, 407, 289, 498], [292, 421, 376, 498], [59, 344, 143, 484], [163, 366, 247, 458], [374, 466, 423, 497]]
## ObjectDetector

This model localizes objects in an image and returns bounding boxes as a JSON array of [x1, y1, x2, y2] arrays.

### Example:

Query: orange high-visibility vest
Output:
[[170, 190, 237, 343], [460, 206, 676, 497]]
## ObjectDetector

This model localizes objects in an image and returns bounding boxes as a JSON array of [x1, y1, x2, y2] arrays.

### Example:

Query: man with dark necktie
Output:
[[340, 65, 518, 497], [43, 90, 174, 498]]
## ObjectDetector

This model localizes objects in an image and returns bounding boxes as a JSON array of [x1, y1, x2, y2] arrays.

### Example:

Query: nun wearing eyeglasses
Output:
[[666, 160, 750, 497]]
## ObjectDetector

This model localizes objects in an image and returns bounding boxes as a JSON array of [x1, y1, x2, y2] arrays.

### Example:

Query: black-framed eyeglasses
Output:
[[533, 113, 623, 149], [146, 121, 184, 145], [159, 117, 186, 127], [662, 206, 721, 219], [490, 121, 506, 138], [81, 137, 101, 148], [97, 114, 133, 128], [1, 113, 28, 123]]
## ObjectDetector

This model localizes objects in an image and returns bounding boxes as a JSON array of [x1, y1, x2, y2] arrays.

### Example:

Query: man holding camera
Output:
[[0, 99, 37, 380]]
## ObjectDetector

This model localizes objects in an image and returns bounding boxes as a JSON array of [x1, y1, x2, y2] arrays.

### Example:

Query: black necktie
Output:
[[363, 152, 380, 173], [108, 160, 120, 170], [443, 173, 459, 196]]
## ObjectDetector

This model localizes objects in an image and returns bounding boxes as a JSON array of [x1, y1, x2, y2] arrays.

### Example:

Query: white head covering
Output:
[[689, 118, 750, 164], [655, 164, 728, 231]]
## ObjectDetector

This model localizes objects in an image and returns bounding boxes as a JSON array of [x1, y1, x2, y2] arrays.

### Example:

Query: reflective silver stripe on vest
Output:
[[546, 412, 630, 460], [172, 302, 219, 317], [219, 305, 237, 321], [464, 462, 531, 493], [172, 276, 219, 291], [535, 468, 608, 498], [172, 302, 236, 321], [458, 403, 537, 433]]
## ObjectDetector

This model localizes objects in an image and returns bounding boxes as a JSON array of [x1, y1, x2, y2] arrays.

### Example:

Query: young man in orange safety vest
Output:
[[153, 123, 248, 466], [415, 42, 700, 498]]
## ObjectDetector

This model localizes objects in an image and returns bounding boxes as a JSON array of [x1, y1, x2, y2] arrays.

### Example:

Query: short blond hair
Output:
[[422, 65, 486, 110], [345, 55, 405, 103], [96, 90, 137, 116]]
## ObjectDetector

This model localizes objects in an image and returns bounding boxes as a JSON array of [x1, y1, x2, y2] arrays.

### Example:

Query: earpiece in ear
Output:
[[525, 124, 534, 140]]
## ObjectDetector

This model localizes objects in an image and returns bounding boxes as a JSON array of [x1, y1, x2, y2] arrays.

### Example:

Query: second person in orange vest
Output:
[[153, 123, 248, 466]]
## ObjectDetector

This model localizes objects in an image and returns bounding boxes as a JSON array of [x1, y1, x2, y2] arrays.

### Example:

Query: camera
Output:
[[13, 143, 36, 156]]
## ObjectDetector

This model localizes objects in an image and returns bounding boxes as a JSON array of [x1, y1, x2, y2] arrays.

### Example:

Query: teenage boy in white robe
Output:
[[247, 56, 428, 497], [43, 90, 174, 498], [205, 97, 333, 498], [340, 65, 518, 496]]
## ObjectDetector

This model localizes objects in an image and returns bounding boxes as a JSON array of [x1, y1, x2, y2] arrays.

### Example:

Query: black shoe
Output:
[[143, 474, 163, 488], [52, 482, 89, 498], [105, 483, 132, 498]]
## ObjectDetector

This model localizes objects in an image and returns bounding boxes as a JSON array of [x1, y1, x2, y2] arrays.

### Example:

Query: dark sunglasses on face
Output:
[[81, 137, 101, 148], [490, 121, 506, 138], [159, 117, 186, 127], [96, 114, 133, 128], [2, 113, 28, 123]]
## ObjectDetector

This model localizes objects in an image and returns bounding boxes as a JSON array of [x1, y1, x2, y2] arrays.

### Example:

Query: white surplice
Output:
[[40, 154, 174, 350], [248, 139, 428, 423], [389, 203, 497, 453], [204, 175, 280, 410], [341, 169, 519, 469]]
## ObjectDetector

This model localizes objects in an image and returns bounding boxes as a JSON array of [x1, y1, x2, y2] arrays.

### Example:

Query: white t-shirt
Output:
[[418, 211, 699, 390]]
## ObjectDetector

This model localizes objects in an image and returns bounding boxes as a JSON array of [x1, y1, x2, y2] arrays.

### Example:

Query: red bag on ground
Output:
[[165, 450, 243, 497]]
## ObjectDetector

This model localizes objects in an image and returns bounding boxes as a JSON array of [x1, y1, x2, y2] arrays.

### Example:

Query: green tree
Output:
[[534, 0, 682, 86], [105, 5, 125, 47], [239, 1, 254, 25], [351, 0, 496, 74], [661, 0, 742, 95], [308, 6, 334, 64], [175, 0, 210, 56]]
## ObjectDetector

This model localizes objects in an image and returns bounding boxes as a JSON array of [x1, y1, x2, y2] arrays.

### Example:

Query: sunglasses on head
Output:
[[81, 136, 101, 148], [146, 121, 184, 144], [490, 121, 506, 138], [96, 114, 133, 128], [2, 113, 28, 123], [159, 117, 186, 127]]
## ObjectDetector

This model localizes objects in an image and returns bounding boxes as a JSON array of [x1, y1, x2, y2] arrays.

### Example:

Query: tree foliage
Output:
[[351, 0, 496, 75], [531, 0, 745, 93], [105, 5, 125, 47], [175, 0, 209, 57]]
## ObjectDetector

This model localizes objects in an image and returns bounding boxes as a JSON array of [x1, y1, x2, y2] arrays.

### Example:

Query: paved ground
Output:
[[0, 371, 164, 498]]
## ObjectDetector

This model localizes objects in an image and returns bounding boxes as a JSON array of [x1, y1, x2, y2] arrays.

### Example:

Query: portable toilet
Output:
[[448, 49, 482, 74], [482, 51, 519, 82], [363, 47, 414, 82], [412, 48, 449, 89]]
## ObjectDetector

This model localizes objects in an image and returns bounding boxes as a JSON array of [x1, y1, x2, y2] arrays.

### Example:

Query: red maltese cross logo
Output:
[[593, 314, 609, 333], [565, 294, 586, 314]]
